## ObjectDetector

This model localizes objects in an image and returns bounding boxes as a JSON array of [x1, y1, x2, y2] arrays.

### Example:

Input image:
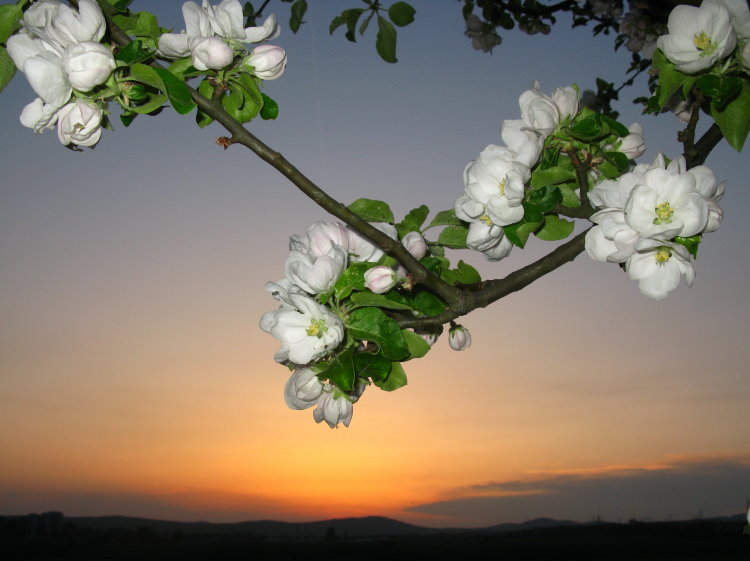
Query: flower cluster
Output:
[[585, 154, 724, 299], [657, 0, 750, 73], [260, 216, 473, 428], [454, 81, 578, 261], [158, 0, 286, 78], [7, 0, 114, 146]]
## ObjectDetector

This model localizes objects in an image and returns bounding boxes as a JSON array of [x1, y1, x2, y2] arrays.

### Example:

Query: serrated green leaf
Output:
[[319, 346, 356, 391], [674, 235, 701, 258], [330, 8, 364, 42], [395, 205, 429, 237], [376, 15, 397, 63], [373, 361, 407, 391], [409, 290, 445, 316], [569, 114, 606, 141], [605, 150, 630, 171], [133, 11, 161, 37], [711, 80, 750, 151], [347, 307, 408, 361], [260, 92, 279, 120], [427, 209, 463, 229], [527, 184, 562, 213], [289, 0, 307, 33], [530, 166, 576, 189], [234, 72, 263, 122], [348, 198, 394, 223], [558, 183, 581, 208], [504, 203, 544, 248], [0, 45, 16, 94], [0, 3, 22, 44], [129, 63, 195, 115], [600, 114, 629, 137], [115, 39, 151, 64], [334, 262, 376, 300], [388, 2, 415, 27], [453, 260, 481, 284], [535, 215, 575, 241], [353, 351, 391, 382], [652, 49, 693, 109], [402, 329, 430, 359], [349, 292, 414, 311], [437, 225, 468, 249]]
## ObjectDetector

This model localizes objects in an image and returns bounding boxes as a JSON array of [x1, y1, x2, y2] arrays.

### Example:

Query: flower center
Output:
[[653, 201, 674, 225], [693, 31, 717, 57], [479, 214, 493, 226], [498, 178, 506, 197], [306, 318, 328, 338], [655, 246, 672, 265]]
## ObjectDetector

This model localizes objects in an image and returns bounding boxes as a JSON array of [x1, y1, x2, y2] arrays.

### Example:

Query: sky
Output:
[[0, 0, 748, 528]]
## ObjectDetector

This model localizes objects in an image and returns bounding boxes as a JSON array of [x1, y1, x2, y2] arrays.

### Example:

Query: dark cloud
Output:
[[407, 457, 750, 526]]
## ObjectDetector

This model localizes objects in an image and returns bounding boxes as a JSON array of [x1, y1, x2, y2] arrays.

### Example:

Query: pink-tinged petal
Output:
[[158, 33, 191, 58], [244, 14, 280, 43]]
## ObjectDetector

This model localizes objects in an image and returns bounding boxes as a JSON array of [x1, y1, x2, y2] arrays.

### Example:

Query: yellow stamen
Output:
[[653, 201, 674, 225], [655, 247, 671, 264], [479, 214, 493, 226], [693, 31, 716, 56], [498, 178, 506, 197], [306, 319, 328, 338]]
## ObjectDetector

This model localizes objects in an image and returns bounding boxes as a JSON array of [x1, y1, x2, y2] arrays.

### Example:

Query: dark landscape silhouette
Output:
[[1, 511, 747, 560]]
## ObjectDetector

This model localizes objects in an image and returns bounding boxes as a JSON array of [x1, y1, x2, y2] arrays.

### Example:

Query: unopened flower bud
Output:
[[364, 266, 398, 294], [56, 99, 103, 147], [64, 41, 115, 91], [448, 325, 472, 351], [190, 36, 234, 71], [402, 231, 428, 261], [246, 44, 287, 80]]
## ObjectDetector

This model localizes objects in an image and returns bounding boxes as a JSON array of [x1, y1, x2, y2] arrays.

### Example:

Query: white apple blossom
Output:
[[585, 209, 641, 263], [19, 97, 62, 132], [21, 0, 106, 49], [260, 294, 344, 365], [56, 100, 103, 147], [448, 325, 472, 351], [364, 266, 398, 294], [500, 118, 544, 168], [63, 41, 116, 91], [657, 1, 736, 74], [626, 240, 695, 300], [624, 167, 709, 239], [705, 0, 750, 39], [246, 45, 287, 80], [190, 36, 235, 71], [518, 81, 578, 136], [284, 245, 347, 295], [313, 382, 366, 428], [304, 221, 349, 258], [618, 123, 646, 160], [463, 145, 527, 226], [284, 368, 324, 410], [7, 39, 71, 108]]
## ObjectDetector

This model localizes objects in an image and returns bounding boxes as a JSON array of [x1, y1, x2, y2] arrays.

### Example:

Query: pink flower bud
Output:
[[247, 44, 287, 80], [448, 325, 472, 351], [402, 231, 428, 260], [364, 266, 397, 294]]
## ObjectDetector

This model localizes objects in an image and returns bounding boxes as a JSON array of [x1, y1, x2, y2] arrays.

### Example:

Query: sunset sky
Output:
[[1, 0, 748, 528]]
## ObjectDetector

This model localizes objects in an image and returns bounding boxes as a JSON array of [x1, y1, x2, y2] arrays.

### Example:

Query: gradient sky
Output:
[[0, 0, 748, 528]]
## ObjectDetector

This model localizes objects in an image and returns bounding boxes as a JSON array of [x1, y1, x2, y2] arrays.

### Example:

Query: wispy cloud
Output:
[[405, 454, 750, 526]]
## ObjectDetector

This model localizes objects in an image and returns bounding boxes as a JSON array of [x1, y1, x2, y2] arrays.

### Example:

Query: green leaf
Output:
[[222, 85, 243, 117], [374, 361, 407, 391], [347, 307, 408, 361], [402, 329, 430, 359], [329, 8, 364, 42], [674, 235, 701, 258], [558, 183, 581, 208], [0, 3, 22, 44], [436, 225, 468, 249], [652, 49, 693, 109], [132, 11, 162, 37], [353, 350, 391, 382], [427, 209, 463, 229], [260, 93, 279, 120], [196, 78, 214, 128], [115, 39, 151, 64], [167, 57, 195, 80], [127, 93, 167, 114], [289, 0, 307, 33], [349, 292, 414, 311], [600, 114, 629, 137], [120, 111, 137, 127], [530, 166, 576, 189], [129, 63, 195, 115], [388, 2, 415, 27], [348, 198, 394, 223], [453, 260, 481, 284], [334, 262, 375, 300], [568, 114, 606, 141], [319, 346, 356, 391], [604, 151, 630, 172], [711, 80, 750, 151], [231, 72, 263, 123], [395, 205, 429, 237], [0, 45, 15, 94], [535, 215, 575, 241], [376, 15, 397, 63], [527, 185, 562, 213], [504, 203, 544, 248], [409, 290, 445, 316]]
